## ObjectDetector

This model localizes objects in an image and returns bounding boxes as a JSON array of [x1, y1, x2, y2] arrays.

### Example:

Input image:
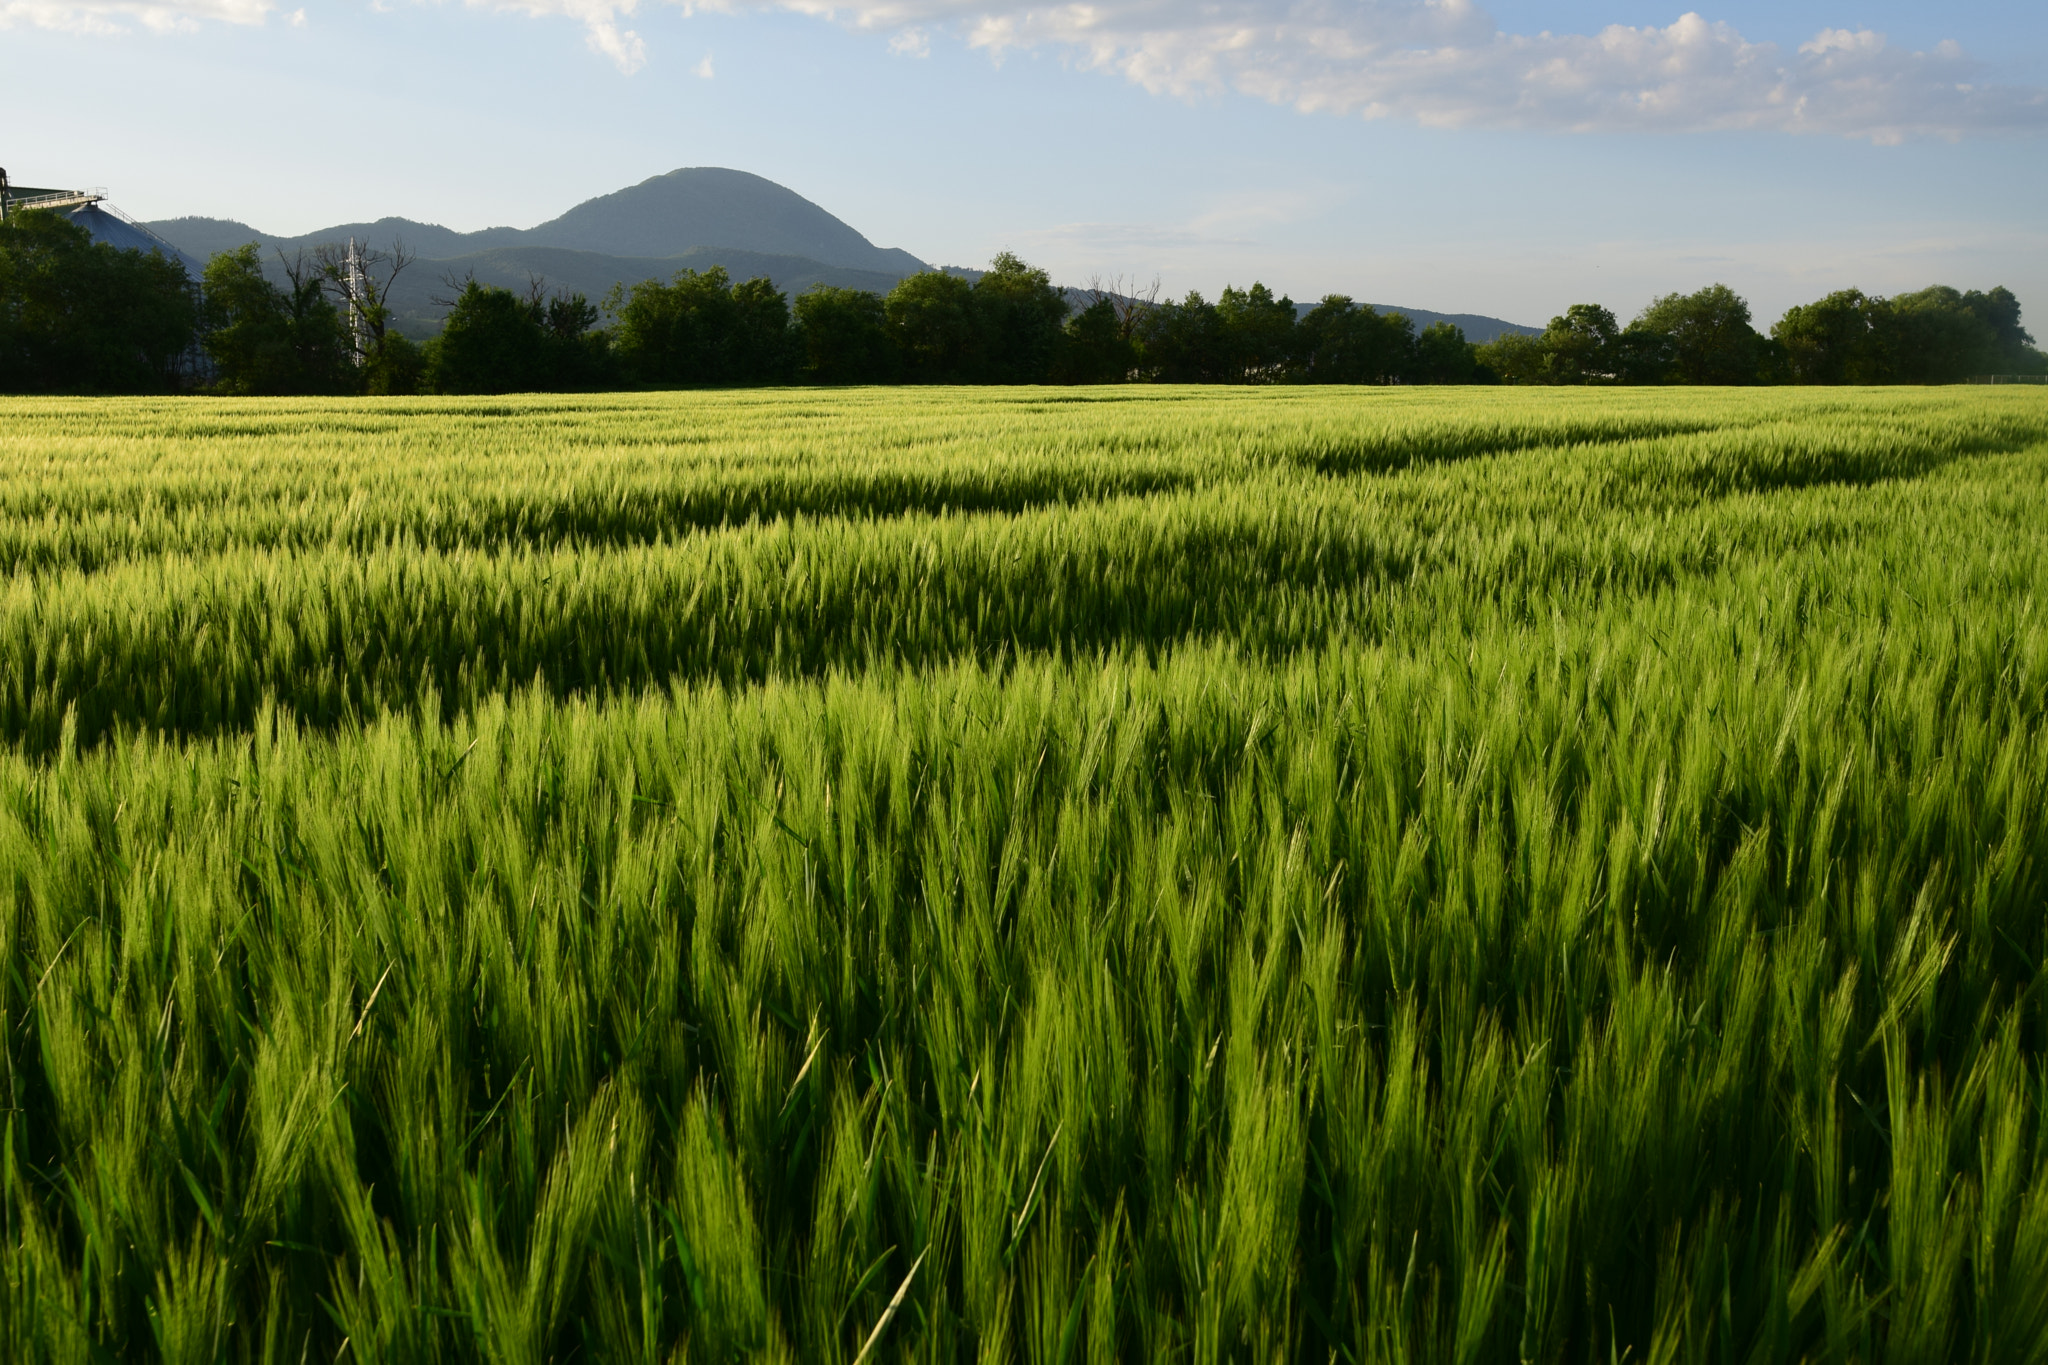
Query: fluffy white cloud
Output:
[[478, 0, 646, 71], [0, 0, 654, 71], [8, 0, 2042, 139], [755, 0, 2048, 141], [0, 0, 266, 33]]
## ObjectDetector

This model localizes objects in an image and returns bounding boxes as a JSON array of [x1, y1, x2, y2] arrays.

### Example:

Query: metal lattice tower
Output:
[[345, 237, 370, 366]]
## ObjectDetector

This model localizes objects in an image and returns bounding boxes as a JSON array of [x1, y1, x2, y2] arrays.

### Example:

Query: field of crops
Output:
[[1, 385, 2045, 1363]]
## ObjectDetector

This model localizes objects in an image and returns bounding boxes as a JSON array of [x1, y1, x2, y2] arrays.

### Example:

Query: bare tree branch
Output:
[[312, 238, 417, 364], [1083, 273, 1160, 342], [431, 268, 478, 311]]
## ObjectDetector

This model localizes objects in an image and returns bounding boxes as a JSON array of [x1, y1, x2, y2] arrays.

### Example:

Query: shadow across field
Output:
[[0, 487, 1887, 756]]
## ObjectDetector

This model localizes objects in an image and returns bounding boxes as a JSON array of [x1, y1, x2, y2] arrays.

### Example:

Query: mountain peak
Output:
[[522, 167, 924, 275], [146, 169, 928, 278]]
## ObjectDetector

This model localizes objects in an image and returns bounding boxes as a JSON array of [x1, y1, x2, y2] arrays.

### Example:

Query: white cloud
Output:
[[0, 0, 265, 32], [287, 5, 303, 21], [757, 0, 2047, 141], [693, 50, 713, 75], [468, 0, 645, 71], [8, 0, 2043, 139]]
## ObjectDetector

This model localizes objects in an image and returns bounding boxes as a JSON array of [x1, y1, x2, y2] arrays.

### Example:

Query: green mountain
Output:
[[145, 166, 929, 319], [519, 168, 923, 274], [1356, 306, 1538, 343], [144, 168, 1539, 341]]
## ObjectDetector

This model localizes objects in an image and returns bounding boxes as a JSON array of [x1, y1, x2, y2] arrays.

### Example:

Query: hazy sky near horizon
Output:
[[4, 0, 2043, 326]]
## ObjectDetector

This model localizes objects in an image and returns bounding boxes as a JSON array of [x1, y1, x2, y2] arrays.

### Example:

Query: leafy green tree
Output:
[[1054, 297, 1135, 384], [1409, 321, 1481, 384], [1966, 287, 2044, 373], [200, 246, 295, 394], [1473, 332, 1549, 385], [1752, 334, 1793, 385], [201, 246, 353, 395], [1957, 287, 2035, 368], [1136, 291, 1228, 383], [1776, 284, 2042, 384], [1636, 284, 1766, 385], [1216, 283, 1296, 382], [885, 271, 980, 383], [424, 282, 545, 394], [277, 253, 357, 391], [0, 210, 197, 393], [541, 290, 616, 389], [608, 267, 784, 387], [973, 252, 1069, 384], [728, 277, 794, 384], [1772, 289, 1877, 385], [1292, 296, 1412, 384], [1612, 323, 1677, 384], [1878, 286, 2011, 384], [365, 331, 425, 396], [792, 286, 897, 385], [1536, 304, 1620, 384], [425, 279, 611, 394]]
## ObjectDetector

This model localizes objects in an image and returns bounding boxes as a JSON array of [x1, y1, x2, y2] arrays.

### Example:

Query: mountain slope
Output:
[[143, 216, 523, 262], [140, 170, 1538, 342], [146, 169, 924, 277], [1366, 306, 1539, 343], [522, 168, 924, 274]]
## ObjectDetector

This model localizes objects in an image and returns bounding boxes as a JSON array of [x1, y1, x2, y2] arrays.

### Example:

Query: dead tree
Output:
[[1083, 273, 1163, 343], [315, 238, 416, 366]]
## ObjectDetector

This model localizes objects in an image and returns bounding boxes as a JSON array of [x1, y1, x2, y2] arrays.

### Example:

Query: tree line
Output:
[[1480, 283, 2045, 386], [0, 211, 199, 392], [421, 255, 1496, 392], [4, 208, 2042, 394]]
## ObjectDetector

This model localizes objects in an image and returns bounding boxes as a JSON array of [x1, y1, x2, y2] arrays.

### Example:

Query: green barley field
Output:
[[2, 385, 2046, 1363]]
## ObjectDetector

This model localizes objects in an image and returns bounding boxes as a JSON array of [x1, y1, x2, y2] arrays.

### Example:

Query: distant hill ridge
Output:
[[149, 168, 926, 277], [144, 167, 1539, 341], [1349, 307, 1537, 344]]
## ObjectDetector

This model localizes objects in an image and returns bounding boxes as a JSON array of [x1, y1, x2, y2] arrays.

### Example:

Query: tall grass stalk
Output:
[[0, 385, 2043, 1362]]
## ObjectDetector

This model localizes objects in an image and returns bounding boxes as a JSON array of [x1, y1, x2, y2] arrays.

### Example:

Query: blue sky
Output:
[[4, 0, 2043, 327]]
